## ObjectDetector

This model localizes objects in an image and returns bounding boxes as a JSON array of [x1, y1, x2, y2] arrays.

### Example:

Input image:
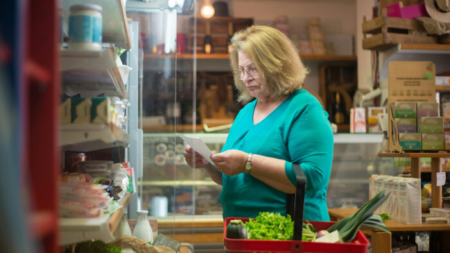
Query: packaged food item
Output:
[[68, 4, 102, 50], [60, 172, 90, 183], [71, 153, 86, 172], [350, 108, 366, 133], [417, 102, 439, 117], [395, 118, 417, 133], [367, 107, 386, 133], [422, 133, 445, 150], [71, 98, 91, 124], [393, 102, 417, 118], [60, 98, 71, 124], [418, 117, 444, 134], [78, 160, 113, 172], [91, 97, 111, 124], [399, 133, 422, 150]]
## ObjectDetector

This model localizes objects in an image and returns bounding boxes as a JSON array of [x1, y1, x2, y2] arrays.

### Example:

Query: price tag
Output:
[[437, 172, 446, 187]]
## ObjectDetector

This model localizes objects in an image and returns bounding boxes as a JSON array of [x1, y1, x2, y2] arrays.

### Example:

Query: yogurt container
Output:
[[68, 4, 102, 50]]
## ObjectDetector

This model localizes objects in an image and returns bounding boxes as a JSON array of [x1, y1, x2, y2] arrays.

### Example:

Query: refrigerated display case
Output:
[[141, 133, 402, 218]]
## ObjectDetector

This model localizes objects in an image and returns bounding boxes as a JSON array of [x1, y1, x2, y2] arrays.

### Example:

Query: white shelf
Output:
[[333, 133, 383, 143], [59, 193, 132, 245], [62, 0, 131, 50], [139, 180, 218, 187], [61, 48, 128, 99], [61, 123, 130, 152], [144, 133, 384, 144]]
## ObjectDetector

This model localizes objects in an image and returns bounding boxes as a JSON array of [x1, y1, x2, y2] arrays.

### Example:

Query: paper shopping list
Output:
[[176, 133, 214, 164]]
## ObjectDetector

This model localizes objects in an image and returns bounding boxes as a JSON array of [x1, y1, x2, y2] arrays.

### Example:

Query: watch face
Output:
[[245, 162, 252, 173]]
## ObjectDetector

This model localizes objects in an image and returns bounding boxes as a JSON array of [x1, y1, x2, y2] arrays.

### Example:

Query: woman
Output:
[[184, 26, 333, 221]]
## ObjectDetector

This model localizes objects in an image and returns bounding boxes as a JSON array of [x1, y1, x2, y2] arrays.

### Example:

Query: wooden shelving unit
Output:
[[379, 152, 450, 209], [144, 53, 357, 61], [436, 85, 450, 92]]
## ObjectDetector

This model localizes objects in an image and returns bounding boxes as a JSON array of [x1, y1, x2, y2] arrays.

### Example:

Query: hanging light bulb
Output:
[[201, 0, 215, 19]]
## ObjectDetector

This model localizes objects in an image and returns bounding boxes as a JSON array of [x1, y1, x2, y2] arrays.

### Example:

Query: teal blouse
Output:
[[218, 89, 333, 221]]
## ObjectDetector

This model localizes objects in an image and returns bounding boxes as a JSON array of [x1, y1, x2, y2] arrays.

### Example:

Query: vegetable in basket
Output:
[[326, 189, 391, 243], [226, 219, 248, 239]]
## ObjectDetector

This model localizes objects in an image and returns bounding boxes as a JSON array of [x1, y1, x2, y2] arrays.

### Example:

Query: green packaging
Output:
[[394, 102, 416, 118], [60, 98, 71, 124], [418, 117, 444, 134], [71, 98, 91, 124], [399, 133, 422, 150], [91, 97, 111, 124], [422, 134, 445, 150]]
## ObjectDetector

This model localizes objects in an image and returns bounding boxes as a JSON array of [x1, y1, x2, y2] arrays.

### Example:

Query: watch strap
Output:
[[245, 153, 253, 174]]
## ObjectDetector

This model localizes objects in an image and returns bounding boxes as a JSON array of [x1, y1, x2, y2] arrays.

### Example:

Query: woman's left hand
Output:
[[210, 150, 248, 176]]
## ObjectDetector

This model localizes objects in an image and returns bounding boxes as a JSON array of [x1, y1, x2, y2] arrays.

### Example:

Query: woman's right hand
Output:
[[184, 144, 209, 169]]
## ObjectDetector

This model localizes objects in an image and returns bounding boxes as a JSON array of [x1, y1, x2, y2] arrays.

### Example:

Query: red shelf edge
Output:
[[25, 59, 51, 84], [31, 211, 57, 238]]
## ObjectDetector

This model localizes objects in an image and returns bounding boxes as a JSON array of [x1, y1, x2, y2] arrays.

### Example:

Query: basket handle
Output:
[[286, 164, 307, 241]]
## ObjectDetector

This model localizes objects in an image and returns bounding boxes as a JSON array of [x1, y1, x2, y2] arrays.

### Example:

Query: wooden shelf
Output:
[[378, 152, 450, 158], [143, 124, 204, 133], [144, 53, 357, 61], [403, 166, 450, 173], [400, 44, 450, 51], [108, 193, 132, 233], [436, 85, 450, 92], [329, 208, 450, 232]]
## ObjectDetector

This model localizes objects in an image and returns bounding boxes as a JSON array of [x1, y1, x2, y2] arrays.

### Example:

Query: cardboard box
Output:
[[418, 117, 444, 134], [399, 133, 422, 150], [60, 98, 71, 124], [395, 118, 417, 133], [71, 98, 91, 124], [422, 134, 445, 150], [350, 108, 366, 133], [445, 131, 450, 150], [394, 102, 417, 118], [417, 102, 439, 117]]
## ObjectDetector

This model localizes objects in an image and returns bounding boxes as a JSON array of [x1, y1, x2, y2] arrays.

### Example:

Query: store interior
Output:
[[2, 0, 450, 252]]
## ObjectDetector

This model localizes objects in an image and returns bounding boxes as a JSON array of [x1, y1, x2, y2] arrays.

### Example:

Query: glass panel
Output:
[[126, 0, 198, 250]]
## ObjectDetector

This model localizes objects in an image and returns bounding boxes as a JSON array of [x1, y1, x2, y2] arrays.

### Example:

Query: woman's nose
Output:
[[241, 72, 253, 82]]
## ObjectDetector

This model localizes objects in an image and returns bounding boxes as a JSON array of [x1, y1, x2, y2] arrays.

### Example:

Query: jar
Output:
[[133, 210, 154, 244], [68, 4, 102, 50]]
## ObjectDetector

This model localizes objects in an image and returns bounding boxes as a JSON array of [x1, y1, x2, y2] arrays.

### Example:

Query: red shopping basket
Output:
[[223, 164, 370, 253], [223, 217, 370, 253]]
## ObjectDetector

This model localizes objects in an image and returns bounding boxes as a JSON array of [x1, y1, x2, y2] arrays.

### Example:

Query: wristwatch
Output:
[[245, 153, 253, 174]]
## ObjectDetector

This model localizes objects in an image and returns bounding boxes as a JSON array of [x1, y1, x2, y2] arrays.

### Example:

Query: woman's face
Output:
[[238, 51, 271, 100]]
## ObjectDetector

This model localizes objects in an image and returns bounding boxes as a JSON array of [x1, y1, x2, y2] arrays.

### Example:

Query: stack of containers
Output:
[[307, 17, 325, 56], [60, 96, 129, 130], [394, 102, 444, 150]]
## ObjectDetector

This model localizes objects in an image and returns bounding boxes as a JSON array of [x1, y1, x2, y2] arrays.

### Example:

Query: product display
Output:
[[68, 4, 103, 50]]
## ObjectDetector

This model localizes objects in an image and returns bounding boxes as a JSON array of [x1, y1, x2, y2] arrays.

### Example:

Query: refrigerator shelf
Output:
[[61, 0, 131, 50], [59, 193, 132, 245], [61, 48, 128, 99], [61, 123, 130, 152]]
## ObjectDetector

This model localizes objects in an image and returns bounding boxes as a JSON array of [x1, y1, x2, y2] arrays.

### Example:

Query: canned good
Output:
[[71, 153, 86, 172]]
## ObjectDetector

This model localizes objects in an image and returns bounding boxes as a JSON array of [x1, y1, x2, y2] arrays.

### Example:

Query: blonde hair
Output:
[[230, 26, 309, 102]]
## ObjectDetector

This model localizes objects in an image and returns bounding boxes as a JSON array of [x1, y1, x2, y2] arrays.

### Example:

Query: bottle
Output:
[[334, 93, 345, 124], [114, 210, 132, 238], [227, 22, 233, 54], [133, 210, 154, 244], [203, 22, 212, 54]]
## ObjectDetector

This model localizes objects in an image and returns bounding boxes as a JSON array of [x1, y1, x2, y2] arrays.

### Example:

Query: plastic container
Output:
[[133, 210, 154, 244], [68, 4, 102, 50]]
